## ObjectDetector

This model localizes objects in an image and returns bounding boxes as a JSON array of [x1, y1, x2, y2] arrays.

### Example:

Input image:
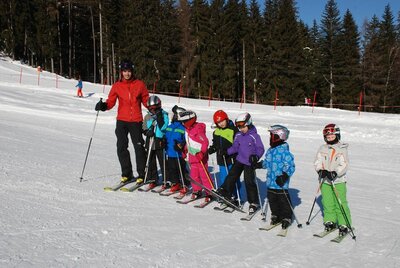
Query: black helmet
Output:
[[172, 105, 186, 122], [119, 59, 134, 71]]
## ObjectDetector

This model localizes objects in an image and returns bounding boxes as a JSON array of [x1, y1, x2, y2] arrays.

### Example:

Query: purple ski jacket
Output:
[[227, 125, 265, 166]]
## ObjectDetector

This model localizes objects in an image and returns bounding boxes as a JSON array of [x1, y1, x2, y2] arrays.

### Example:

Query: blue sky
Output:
[[256, 0, 400, 29]]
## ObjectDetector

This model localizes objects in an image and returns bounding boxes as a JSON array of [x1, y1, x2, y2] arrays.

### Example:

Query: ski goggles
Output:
[[323, 126, 339, 136], [235, 121, 247, 128]]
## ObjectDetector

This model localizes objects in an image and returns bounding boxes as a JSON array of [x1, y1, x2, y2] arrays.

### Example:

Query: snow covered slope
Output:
[[1, 57, 400, 267]]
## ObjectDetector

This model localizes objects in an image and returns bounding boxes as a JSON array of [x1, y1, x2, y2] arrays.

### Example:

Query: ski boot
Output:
[[281, 218, 291, 229], [120, 176, 131, 183], [270, 215, 281, 225], [324, 221, 337, 232], [169, 183, 182, 193], [135, 177, 144, 185], [248, 204, 259, 215], [160, 183, 171, 191], [191, 191, 202, 200], [338, 225, 349, 236]]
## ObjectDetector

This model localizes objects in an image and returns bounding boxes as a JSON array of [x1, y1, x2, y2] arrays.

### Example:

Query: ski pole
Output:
[[261, 195, 269, 221], [162, 148, 167, 187], [331, 182, 356, 240], [211, 158, 218, 188], [253, 169, 263, 211], [224, 156, 242, 205], [306, 175, 324, 225], [143, 136, 155, 184], [282, 188, 303, 228], [199, 160, 215, 190], [79, 98, 102, 182], [176, 152, 187, 191]]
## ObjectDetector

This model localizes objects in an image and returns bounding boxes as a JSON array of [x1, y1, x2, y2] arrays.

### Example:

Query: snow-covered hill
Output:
[[1, 57, 399, 267]]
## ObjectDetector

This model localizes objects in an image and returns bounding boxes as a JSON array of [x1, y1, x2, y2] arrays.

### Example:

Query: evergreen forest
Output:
[[1, 0, 399, 112]]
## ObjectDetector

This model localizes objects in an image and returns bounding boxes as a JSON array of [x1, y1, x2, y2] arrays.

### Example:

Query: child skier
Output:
[[217, 112, 264, 214], [163, 105, 189, 195], [178, 110, 213, 200], [208, 110, 242, 206], [76, 77, 83, 97], [314, 123, 352, 236], [257, 125, 295, 229], [142, 95, 169, 190]]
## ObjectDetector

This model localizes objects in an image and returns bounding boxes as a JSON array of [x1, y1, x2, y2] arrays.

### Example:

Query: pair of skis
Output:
[[103, 179, 155, 192], [213, 203, 235, 213], [176, 195, 213, 208], [313, 228, 353, 243], [259, 222, 288, 237]]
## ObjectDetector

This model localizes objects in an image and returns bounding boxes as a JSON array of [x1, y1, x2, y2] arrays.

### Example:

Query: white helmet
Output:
[[268, 125, 290, 141], [235, 112, 252, 128]]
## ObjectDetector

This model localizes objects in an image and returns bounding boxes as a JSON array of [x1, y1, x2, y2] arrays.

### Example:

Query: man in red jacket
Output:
[[95, 59, 149, 183]]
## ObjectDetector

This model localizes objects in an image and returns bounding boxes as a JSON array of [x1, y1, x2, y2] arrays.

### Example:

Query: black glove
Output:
[[326, 171, 337, 182], [95, 100, 107, 111], [144, 126, 154, 137], [174, 140, 184, 152], [249, 154, 259, 168], [208, 145, 216, 155], [254, 161, 263, 169], [318, 169, 329, 179], [155, 111, 165, 127], [276, 172, 289, 187]]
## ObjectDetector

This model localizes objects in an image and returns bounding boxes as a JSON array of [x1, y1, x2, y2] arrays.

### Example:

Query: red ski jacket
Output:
[[106, 78, 150, 122]]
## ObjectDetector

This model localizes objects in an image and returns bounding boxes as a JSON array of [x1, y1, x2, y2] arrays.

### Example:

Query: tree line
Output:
[[1, 0, 399, 112]]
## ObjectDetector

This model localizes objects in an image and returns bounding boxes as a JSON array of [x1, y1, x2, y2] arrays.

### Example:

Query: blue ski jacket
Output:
[[261, 142, 295, 190], [165, 121, 186, 158]]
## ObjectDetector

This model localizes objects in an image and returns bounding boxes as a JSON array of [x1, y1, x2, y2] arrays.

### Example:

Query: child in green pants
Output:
[[314, 123, 352, 236]]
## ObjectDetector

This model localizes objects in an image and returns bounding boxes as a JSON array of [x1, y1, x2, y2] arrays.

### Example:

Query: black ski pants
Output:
[[147, 148, 165, 184], [221, 161, 259, 205], [167, 157, 188, 184], [267, 188, 293, 222], [115, 120, 146, 179]]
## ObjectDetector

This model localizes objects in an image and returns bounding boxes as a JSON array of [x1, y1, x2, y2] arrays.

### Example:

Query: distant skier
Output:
[[76, 77, 83, 97], [314, 123, 352, 236], [178, 110, 213, 201], [94, 59, 149, 183], [142, 95, 169, 191], [216, 113, 264, 214], [256, 125, 295, 230]]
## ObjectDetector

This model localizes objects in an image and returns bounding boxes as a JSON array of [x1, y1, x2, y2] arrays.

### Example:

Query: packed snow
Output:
[[0, 57, 400, 267]]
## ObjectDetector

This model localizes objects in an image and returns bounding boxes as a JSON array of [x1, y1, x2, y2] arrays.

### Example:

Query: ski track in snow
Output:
[[1, 57, 400, 267]]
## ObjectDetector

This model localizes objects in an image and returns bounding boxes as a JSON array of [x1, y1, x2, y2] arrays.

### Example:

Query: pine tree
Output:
[[177, 0, 195, 96], [379, 5, 398, 112], [246, 0, 263, 103], [156, 0, 182, 93], [190, 0, 211, 97], [362, 15, 382, 111], [319, 0, 343, 107], [336, 9, 361, 107]]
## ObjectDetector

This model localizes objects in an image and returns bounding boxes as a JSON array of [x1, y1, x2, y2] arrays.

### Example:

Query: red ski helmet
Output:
[[213, 110, 228, 124]]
